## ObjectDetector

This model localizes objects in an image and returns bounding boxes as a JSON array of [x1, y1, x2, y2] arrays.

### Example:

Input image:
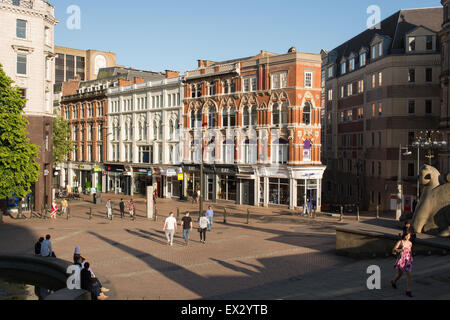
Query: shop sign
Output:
[[78, 165, 85, 169], [178, 174, 184, 181], [94, 166, 102, 172], [147, 171, 153, 177], [166, 169, 177, 177]]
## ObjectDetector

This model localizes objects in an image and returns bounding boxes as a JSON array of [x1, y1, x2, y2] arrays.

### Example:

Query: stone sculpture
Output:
[[412, 165, 450, 237]]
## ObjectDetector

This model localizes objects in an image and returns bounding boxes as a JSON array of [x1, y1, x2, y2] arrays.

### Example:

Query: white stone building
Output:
[[106, 74, 184, 198], [0, 0, 57, 210]]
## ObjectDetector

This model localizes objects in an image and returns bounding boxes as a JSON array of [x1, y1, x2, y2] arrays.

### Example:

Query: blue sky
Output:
[[53, 0, 442, 73]]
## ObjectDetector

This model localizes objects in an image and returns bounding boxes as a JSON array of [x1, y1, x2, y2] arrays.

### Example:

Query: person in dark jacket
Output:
[[119, 199, 125, 219], [81, 262, 107, 300], [34, 237, 44, 255]]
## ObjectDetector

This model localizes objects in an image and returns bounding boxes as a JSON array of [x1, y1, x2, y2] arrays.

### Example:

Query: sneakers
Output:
[[101, 287, 110, 293], [98, 293, 108, 300]]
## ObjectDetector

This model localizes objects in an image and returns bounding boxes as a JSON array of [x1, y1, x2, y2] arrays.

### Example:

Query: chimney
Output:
[[165, 70, 180, 79], [198, 60, 204, 68], [118, 79, 133, 87]]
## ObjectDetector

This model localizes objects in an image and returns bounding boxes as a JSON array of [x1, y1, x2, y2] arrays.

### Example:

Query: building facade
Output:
[[54, 46, 117, 85], [59, 67, 166, 193], [182, 49, 325, 210], [322, 7, 443, 212], [106, 71, 184, 198], [440, 0, 450, 174], [0, 0, 58, 211]]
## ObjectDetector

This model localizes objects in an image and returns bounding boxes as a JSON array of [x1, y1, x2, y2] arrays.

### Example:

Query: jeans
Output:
[[200, 229, 207, 242], [106, 208, 111, 218], [165, 229, 175, 245], [207, 217, 213, 231], [183, 229, 191, 244]]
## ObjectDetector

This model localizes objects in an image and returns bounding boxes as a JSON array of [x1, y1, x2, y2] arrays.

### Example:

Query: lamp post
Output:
[[397, 145, 412, 221]]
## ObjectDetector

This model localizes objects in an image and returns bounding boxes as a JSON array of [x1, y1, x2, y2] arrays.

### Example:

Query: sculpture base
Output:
[[336, 219, 450, 259]]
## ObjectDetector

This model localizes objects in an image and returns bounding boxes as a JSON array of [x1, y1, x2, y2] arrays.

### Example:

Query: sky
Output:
[[53, 0, 442, 73]]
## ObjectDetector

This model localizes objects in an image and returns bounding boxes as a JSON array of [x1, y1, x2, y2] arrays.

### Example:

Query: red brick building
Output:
[[182, 48, 325, 210]]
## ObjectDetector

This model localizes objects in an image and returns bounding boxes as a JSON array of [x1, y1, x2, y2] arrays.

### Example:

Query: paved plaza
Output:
[[0, 195, 449, 300]]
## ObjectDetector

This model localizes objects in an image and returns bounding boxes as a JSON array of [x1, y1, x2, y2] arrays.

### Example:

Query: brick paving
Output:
[[0, 195, 448, 300]]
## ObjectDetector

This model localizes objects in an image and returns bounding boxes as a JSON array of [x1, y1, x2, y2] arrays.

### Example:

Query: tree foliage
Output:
[[0, 64, 40, 199], [53, 115, 73, 166]]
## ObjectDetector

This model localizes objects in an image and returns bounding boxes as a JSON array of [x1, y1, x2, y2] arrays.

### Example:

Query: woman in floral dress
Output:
[[391, 231, 413, 297]]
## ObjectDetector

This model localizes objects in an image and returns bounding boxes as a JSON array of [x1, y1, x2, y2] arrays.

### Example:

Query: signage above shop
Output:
[[166, 169, 177, 177], [178, 173, 184, 181]]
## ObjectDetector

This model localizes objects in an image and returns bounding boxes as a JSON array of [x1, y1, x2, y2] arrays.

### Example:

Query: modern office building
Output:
[[322, 7, 442, 213], [59, 67, 166, 193], [106, 71, 183, 198], [440, 0, 450, 174], [0, 0, 58, 211], [54, 46, 117, 85], [182, 49, 325, 210]]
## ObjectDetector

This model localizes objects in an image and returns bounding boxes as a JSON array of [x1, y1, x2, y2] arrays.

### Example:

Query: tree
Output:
[[53, 115, 73, 166], [0, 63, 40, 205]]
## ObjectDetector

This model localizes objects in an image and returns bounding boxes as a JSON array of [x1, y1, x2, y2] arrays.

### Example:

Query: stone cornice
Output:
[[0, 3, 58, 25]]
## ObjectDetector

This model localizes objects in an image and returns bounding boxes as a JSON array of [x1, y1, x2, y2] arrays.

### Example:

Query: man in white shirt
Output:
[[163, 212, 177, 246], [41, 234, 55, 258]]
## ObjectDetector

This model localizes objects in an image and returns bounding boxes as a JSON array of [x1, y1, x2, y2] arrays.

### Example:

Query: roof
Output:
[[325, 7, 442, 64]]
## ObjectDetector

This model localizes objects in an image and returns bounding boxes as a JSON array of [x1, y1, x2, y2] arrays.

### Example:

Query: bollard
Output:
[[340, 206, 344, 222], [223, 208, 227, 224], [357, 206, 360, 222], [376, 205, 380, 219], [247, 209, 250, 225], [177, 208, 180, 220], [89, 207, 92, 220], [154, 208, 158, 222], [67, 206, 70, 220]]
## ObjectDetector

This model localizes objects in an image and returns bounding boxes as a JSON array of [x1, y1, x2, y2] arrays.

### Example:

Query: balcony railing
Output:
[[1, 0, 34, 9]]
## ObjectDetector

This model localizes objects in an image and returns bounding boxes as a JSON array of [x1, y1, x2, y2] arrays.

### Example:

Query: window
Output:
[[409, 37, 416, 52], [222, 140, 235, 164], [305, 72, 313, 88], [243, 140, 257, 164], [341, 62, 346, 75], [243, 78, 250, 92], [271, 139, 288, 164], [328, 89, 333, 101], [378, 103, 383, 116], [378, 72, 382, 86], [408, 100, 416, 114], [347, 110, 353, 122], [372, 46, 376, 59], [372, 74, 376, 88], [303, 102, 312, 125], [378, 42, 383, 57], [209, 82, 215, 96], [272, 103, 280, 125], [251, 77, 257, 91], [358, 107, 364, 119], [340, 86, 345, 98], [328, 66, 334, 78], [272, 72, 288, 89], [426, 68, 433, 82], [360, 53, 367, 67], [358, 80, 364, 93], [408, 69, 415, 83], [16, 20, 27, 39], [425, 100, 432, 114], [17, 54, 27, 75], [347, 83, 353, 96], [426, 36, 433, 50], [378, 132, 382, 146], [408, 132, 416, 146], [208, 107, 218, 128], [349, 59, 355, 72]]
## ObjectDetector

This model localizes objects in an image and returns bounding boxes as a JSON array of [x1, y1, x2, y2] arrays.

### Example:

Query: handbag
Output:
[[198, 227, 202, 233]]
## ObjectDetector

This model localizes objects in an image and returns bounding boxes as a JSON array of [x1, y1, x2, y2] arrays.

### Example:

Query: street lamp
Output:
[[414, 130, 448, 165], [396, 145, 412, 221]]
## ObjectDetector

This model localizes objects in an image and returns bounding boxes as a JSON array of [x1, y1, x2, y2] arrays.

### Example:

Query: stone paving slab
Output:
[[1, 197, 448, 300]]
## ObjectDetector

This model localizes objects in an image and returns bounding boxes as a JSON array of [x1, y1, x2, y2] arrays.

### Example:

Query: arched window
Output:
[[281, 102, 289, 124], [244, 139, 257, 164], [251, 105, 258, 126], [272, 139, 288, 164], [190, 109, 196, 129], [208, 107, 217, 128], [222, 108, 229, 127], [222, 140, 235, 164], [303, 101, 312, 125], [196, 110, 202, 128], [229, 107, 236, 127], [272, 103, 280, 125], [243, 106, 250, 126]]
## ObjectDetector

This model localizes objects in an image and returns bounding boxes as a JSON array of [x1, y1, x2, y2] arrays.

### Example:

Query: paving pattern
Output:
[[0, 195, 448, 300]]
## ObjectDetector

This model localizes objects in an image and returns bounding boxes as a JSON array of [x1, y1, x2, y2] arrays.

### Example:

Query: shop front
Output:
[[133, 168, 153, 195], [184, 165, 200, 199], [162, 168, 182, 199], [216, 166, 238, 203], [105, 164, 126, 194]]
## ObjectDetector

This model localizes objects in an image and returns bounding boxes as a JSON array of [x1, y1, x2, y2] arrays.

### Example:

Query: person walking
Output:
[[199, 213, 209, 244], [41, 234, 56, 258], [129, 199, 135, 221], [196, 188, 201, 204], [119, 199, 125, 219], [391, 231, 414, 298], [105, 199, 112, 220], [205, 206, 214, 231], [153, 191, 157, 205], [181, 212, 193, 246], [61, 199, 69, 217], [50, 200, 59, 219], [163, 212, 177, 246]]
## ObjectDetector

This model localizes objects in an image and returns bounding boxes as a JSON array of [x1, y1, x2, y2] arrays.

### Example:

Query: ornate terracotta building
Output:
[[182, 49, 325, 210]]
